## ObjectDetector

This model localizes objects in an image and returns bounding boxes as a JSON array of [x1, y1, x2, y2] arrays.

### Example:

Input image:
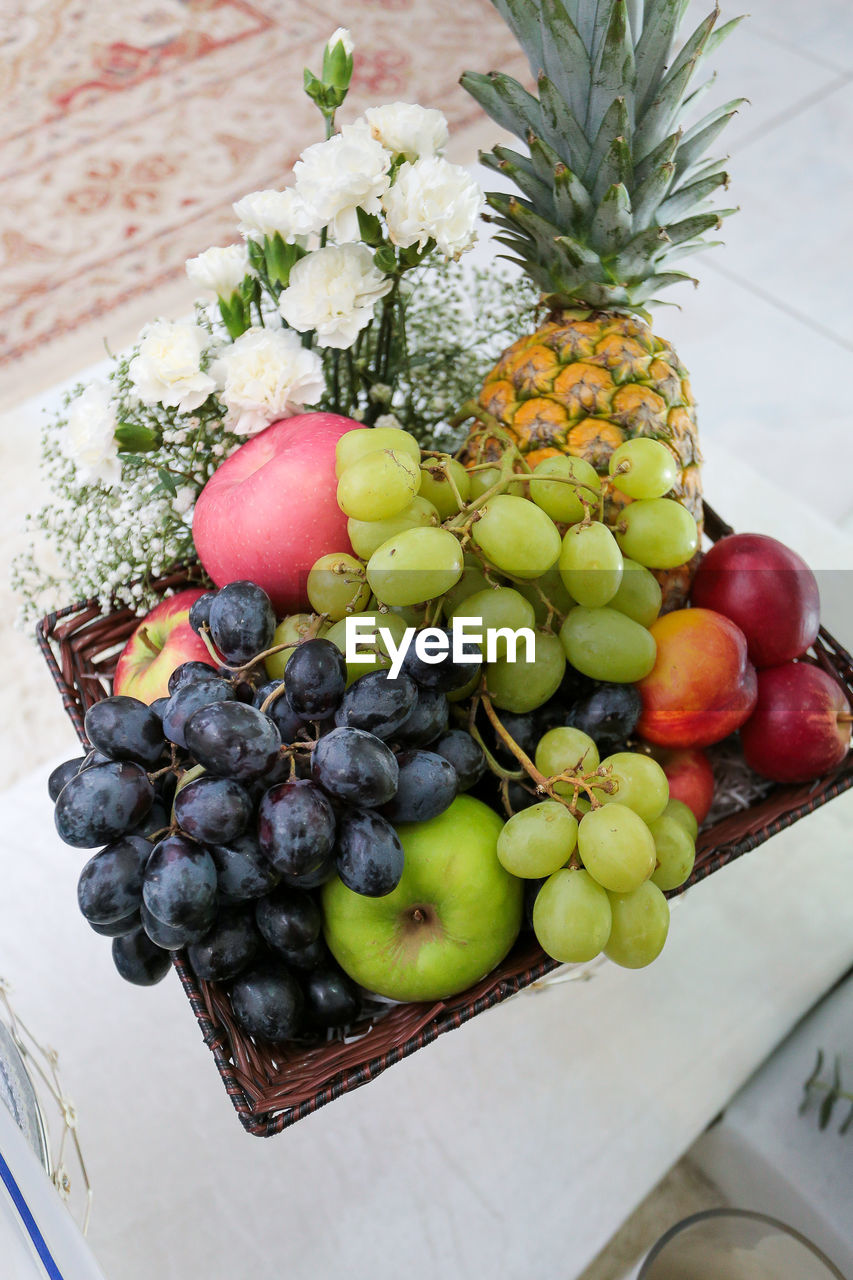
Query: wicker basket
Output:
[[37, 505, 853, 1136]]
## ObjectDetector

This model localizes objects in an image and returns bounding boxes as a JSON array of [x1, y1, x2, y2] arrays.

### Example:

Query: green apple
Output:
[[322, 795, 523, 1002]]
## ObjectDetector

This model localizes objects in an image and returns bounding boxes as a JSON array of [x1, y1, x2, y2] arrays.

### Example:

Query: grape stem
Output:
[[478, 685, 616, 814], [198, 615, 327, 680]]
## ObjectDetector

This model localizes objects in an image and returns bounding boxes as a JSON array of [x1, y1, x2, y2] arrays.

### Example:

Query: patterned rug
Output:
[[0, 0, 524, 407]]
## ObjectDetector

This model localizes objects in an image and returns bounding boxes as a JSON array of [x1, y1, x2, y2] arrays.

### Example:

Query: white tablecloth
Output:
[[2, 442, 852, 1280]]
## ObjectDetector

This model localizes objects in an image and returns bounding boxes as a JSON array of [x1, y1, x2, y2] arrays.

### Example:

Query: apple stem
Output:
[[837, 713, 853, 725], [137, 626, 160, 658]]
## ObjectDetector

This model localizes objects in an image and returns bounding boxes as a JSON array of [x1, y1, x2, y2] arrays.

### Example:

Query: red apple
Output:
[[637, 608, 758, 748], [192, 413, 357, 615], [690, 533, 820, 668], [114, 588, 215, 703], [740, 662, 851, 783], [656, 746, 715, 824]]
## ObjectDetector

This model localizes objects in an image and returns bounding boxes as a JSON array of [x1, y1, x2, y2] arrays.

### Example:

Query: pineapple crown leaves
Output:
[[462, 0, 745, 312]]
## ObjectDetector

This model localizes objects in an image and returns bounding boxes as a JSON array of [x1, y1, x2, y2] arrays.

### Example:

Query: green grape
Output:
[[418, 456, 471, 519], [337, 449, 421, 522], [366, 526, 463, 607], [529, 455, 601, 523], [609, 558, 662, 627], [440, 557, 492, 617], [348, 496, 439, 561], [577, 803, 656, 893], [663, 797, 699, 842], [594, 752, 669, 824], [468, 466, 502, 499], [449, 586, 535, 659], [560, 606, 656, 683], [335, 426, 420, 476], [649, 812, 696, 891], [306, 553, 371, 620], [533, 868, 612, 964], [472, 494, 561, 579], [604, 882, 670, 969], [486, 630, 566, 713], [609, 438, 678, 500], [515, 568, 575, 626], [325, 610, 409, 683], [558, 521, 623, 608], [535, 727, 599, 797], [614, 498, 699, 570], [496, 801, 578, 878]]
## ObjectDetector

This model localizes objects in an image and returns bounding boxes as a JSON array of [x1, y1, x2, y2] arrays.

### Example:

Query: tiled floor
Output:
[[667, 1, 853, 531]]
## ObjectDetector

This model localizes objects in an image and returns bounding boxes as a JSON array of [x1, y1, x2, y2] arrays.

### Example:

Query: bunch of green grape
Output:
[[496, 742, 697, 969], [313, 423, 698, 712], [285, 422, 703, 972]]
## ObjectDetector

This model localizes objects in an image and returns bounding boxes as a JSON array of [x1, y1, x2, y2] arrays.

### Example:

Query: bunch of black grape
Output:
[[49, 581, 486, 1046]]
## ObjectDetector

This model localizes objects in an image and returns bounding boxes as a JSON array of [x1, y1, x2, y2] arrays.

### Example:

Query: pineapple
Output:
[[461, 0, 744, 601]]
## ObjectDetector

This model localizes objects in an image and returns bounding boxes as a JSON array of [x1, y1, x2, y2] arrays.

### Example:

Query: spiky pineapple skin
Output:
[[469, 311, 702, 606]]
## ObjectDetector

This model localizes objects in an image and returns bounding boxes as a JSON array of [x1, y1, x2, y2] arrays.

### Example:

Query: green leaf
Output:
[[634, 0, 690, 115], [483, 149, 555, 215], [657, 170, 728, 222], [536, 0, 592, 127], [583, 95, 630, 195], [610, 223, 670, 277], [631, 269, 698, 301], [632, 160, 676, 229], [592, 132, 633, 208], [553, 161, 595, 231], [590, 183, 633, 255], [115, 422, 160, 453], [459, 71, 543, 143], [490, 0, 546, 74], [633, 128, 681, 188], [587, 0, 636, 142], [538, 74, 591, 170], [674, 110, 741, 182], [664, 210, 729, 246], [357, 207, 384, 247], [157, 469, 178, 498]]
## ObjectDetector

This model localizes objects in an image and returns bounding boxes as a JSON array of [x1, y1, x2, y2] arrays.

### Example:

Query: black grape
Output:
[[48, 756, 86, 802], [84, 695, 164, 769], [209, 834, 280, 903], [54, 762, 154, 849], [184, 701, 281, 780], [112, 929, 171, 986], [382, 750, 457, 823], [162, 677, 235, 749], [208, 581, 275, 664], [77, 835, 151, 925], [255, 887, 322, 954], [174, 775, 253, 844], [434, 730, 486, 791], [393, 687, 449, 747], [283, 639, 347, 720], [142, 835, 218, 929], [229, 963, 304, 1042], [258, 781, 336, 882], [312, 727, 398, 807], [187, 908, 260, 982], [335, 808, 404, 897], [334, 670, 417, 740]]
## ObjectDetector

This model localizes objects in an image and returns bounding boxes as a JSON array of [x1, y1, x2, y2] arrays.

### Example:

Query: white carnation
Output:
[[129, 320, 216, 413], [294, 123, 391, 244], [186, 244, 251, 298], [63, 382, 121, 488], [364, 103, 449, 160], [212, 327, 325, 436], [233, 188, 318, 243], [383, 157, 482, 258], [327, 26, 353, 56], [279, 243, 393, 350]]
